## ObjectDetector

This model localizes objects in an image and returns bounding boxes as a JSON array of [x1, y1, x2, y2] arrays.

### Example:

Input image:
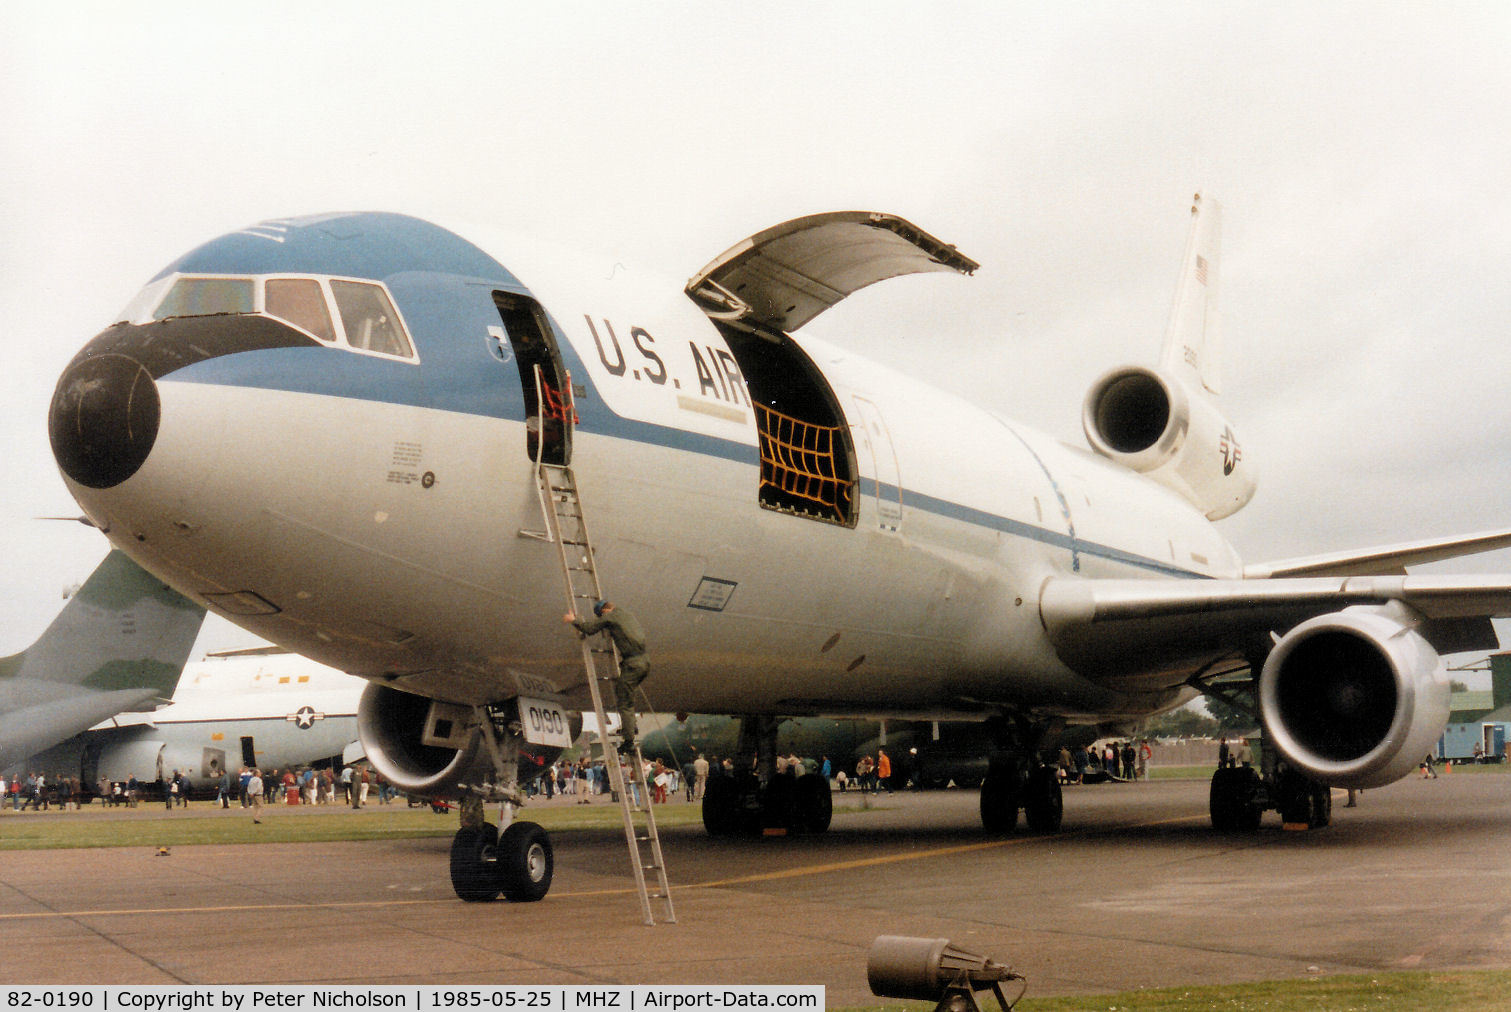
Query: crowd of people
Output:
[[2, 772, 90, 810], [1057, 740, 1155, 785], [523, 753, 711, 805], [4, 739, 1166, 815], [0, 763, 404, 813]]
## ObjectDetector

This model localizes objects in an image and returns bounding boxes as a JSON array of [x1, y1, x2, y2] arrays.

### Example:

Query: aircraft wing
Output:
[[0, 687, 164, 771], [1038, 574, 1511, 681], [1242, 528, 1511, 578]]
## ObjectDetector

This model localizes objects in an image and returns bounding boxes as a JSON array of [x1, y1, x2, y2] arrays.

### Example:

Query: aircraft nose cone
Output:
[[49, 349, 160, 489]]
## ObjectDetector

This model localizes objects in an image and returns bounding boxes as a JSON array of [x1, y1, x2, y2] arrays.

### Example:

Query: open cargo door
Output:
[[686, 211, 978, 333]]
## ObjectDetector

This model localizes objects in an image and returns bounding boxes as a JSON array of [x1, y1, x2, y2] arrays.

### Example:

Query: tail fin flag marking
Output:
[[1160, 193, 1223, 397]]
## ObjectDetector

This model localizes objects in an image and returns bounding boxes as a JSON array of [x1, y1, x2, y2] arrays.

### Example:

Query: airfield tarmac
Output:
[[2, 773, 1509, 1003]]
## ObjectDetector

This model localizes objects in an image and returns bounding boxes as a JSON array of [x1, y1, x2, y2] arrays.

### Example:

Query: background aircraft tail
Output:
[[0, 549, 205, 696]]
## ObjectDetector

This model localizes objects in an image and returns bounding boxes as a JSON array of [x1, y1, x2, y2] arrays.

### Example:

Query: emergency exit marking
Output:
[[688, 577, 737, 612]]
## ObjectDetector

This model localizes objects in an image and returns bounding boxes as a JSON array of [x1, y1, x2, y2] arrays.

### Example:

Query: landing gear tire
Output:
[[1276, 770, 1330, 829], [979, 768, 1021, 834], [762, 774, 796, 832], [1023, 765, 1064, 833], [449, 823, 501, 902], [1309, 783, 1332, 829], [1209, 766, 1262, 832], [497, 821, 553, 902], [794, 773, 833, 834], [702, 776, 740, 837]]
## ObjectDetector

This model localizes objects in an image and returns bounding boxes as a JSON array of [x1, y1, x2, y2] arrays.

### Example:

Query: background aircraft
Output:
[[44, 195, 1511, 904], [638, 714, 993, 790], [0, 549, 204, 773], [18, 650, 362, 793]]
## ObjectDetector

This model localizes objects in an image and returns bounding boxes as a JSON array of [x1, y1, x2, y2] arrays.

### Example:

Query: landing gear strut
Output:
[[447, 704, 555, 901], [701, 715, 833, 836]]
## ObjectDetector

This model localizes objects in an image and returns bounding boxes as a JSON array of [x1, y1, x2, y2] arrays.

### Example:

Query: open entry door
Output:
[[490, 292, 572, 465]]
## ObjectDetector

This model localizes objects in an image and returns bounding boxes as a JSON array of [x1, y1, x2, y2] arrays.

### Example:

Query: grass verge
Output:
[[844, 968, 1511, 1011], [0, 800, 712, 850]]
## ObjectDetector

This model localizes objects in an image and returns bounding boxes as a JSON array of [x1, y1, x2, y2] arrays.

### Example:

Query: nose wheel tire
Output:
[[450, 823, 502, 902], [497, 821, 553, 902]]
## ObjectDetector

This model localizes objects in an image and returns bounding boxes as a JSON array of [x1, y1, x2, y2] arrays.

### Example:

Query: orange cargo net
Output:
[[756, 403, 852, 523], [541, 371, 580, 425]]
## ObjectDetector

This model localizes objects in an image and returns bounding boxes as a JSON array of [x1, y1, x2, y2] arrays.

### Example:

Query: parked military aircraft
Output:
[[47, 195, 1511, 901], [0, 550, 204, 772], [638, 713, 992, 789], [19, 650, 361, 793]]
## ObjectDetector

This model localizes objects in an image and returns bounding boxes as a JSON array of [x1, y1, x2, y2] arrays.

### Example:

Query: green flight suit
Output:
[[572, 607, 650, 743]]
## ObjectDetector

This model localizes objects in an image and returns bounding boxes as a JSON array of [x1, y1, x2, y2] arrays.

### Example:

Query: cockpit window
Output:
[[330, 280, 413, 359], [139, 273, 417, 362], [265, 278, 336, 343], [153, 277, 254, 319]]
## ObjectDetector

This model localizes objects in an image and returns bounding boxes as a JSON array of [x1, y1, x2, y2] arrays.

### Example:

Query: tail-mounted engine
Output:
[[357, 683, 579, 797], [1258, 608, 1450, 789], [1082, 366, 1256, 520]]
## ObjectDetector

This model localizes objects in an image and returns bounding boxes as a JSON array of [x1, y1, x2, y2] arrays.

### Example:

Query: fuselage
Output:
[[51, 212, 1239, 725]]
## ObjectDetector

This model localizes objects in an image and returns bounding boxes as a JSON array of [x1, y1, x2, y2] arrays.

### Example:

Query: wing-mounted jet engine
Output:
[[1082, 195, 1256, 521], [1259, 605, 1450, 790]]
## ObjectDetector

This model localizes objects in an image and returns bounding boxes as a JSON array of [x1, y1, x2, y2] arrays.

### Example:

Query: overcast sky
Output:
[[4, 3, 1511, 667]]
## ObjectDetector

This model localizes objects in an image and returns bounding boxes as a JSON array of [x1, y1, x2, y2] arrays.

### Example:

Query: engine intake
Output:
[[357, 683, 484, 796], [1258, 609, 1449, 789], [1083, 366, 1255, 520]]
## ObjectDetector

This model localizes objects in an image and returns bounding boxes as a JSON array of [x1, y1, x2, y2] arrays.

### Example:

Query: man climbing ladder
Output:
[[564, 599, 650, 751]]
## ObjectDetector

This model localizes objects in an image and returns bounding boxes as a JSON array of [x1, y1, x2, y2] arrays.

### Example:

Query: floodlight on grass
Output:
[[867, 935, 1026, 1012]]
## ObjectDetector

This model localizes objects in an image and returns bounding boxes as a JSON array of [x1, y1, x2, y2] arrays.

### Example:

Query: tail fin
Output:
[[0, 550, 205, 695], [1158, 193, 1223, 396]]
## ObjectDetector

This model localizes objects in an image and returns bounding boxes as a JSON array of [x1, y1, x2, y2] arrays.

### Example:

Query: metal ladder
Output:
[[536, 460, 676, 925]]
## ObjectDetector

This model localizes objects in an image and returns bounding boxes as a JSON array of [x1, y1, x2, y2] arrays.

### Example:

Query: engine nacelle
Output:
[[1082, 366, 1256, 520], [1258, 609, 1450, 789], [357, 683, 488, 796], [357, 683, 574, 797]]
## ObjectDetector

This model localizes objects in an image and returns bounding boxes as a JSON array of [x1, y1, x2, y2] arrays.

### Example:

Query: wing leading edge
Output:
[[1039, 573, 1511, 683]]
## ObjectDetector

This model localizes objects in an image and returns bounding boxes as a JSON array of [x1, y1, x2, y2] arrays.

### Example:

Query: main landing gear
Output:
[[977, 716, 1063, 835], [1197, 671, 1333, 833], [1209, 760, 1332, 832], [448, 706, 555, 902], [701, 715, 833, 836]]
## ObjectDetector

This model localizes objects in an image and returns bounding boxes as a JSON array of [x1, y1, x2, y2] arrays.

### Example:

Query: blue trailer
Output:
[[1438, 721, 1510, 761]]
